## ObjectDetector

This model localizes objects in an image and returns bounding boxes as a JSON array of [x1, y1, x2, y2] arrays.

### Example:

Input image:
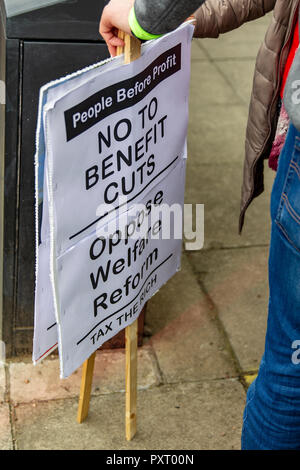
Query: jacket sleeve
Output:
[[193, 0, 276, 38], [134, 0, 206, 36]]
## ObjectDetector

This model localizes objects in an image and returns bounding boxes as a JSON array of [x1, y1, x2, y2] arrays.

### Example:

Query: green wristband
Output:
[[128, 7, 162, 41]]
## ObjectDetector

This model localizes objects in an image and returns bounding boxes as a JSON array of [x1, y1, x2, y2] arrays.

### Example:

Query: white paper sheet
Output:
[[33, 23, 194, 377]]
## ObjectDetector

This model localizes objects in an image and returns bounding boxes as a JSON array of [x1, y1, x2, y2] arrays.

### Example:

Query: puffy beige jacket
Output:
[[194, 0, 299, 231]]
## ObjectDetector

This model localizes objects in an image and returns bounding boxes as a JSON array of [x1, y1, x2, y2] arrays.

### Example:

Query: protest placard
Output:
[[33, 23, 194, 378]]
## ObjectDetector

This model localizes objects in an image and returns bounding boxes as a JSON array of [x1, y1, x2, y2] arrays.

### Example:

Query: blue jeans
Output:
[[241, 123, 300, 450]]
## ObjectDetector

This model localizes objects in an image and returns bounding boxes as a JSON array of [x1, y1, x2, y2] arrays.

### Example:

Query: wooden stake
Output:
[[77, 33, 141, 436], [125, 319, 138, 440], [77, 351, 96, 423], [118, 30, 141, 442]]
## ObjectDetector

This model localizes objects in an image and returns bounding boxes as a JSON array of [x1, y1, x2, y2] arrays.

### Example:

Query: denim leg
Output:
[[241, 124, 300, 450]]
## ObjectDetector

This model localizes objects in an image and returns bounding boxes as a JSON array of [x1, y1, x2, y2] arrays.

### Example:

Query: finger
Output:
[[100, 32, 116, 54], [109, 36, 125, 46], [108, 44, 117, 57], [99, 17, 114, 41], [101, 30, 125, 57], [101, 28, 124, 46]]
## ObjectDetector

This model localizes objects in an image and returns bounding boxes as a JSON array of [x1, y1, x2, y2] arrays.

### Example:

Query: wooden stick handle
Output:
[[117, 30, 141, 64], [76, 32, 141, 437], [118, 31, 141, 441], [125, 319, 138, 440], [77, 351, 96, 423]]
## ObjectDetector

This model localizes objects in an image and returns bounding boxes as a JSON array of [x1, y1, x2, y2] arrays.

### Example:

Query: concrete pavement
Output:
[[0, 13, 273, 450]]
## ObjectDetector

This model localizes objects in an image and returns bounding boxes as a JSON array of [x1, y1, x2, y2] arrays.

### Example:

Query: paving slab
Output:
[[187, 15, 275, 250], [146, 254, 204, 336], [0, 405, 13, 450], [198, 13, 272, 60], [216, 60, 259, 106], [191, 39, 207, 61], [14, 379, 245, 450], [189, 60, 241, 107], [0, 364, 5, 402], [184, 161, 274, 249], [187, 103, 248, 165], [9, 346, 160, 404], [188, 246, 269, 372], [146, 254, 237, 382]]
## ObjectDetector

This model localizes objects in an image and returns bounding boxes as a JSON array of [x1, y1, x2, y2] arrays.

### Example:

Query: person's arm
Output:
[[99, 0, 205, 57], [193, 0, 276, 38], [99, 0, 276, 57], [132, 0, 205, 36]]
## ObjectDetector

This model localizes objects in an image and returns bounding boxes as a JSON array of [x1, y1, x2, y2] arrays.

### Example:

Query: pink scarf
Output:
[[268, 101, 290, 171]]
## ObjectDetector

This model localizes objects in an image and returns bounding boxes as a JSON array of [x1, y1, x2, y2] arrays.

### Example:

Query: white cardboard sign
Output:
[[33, 23, 194, 378]]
